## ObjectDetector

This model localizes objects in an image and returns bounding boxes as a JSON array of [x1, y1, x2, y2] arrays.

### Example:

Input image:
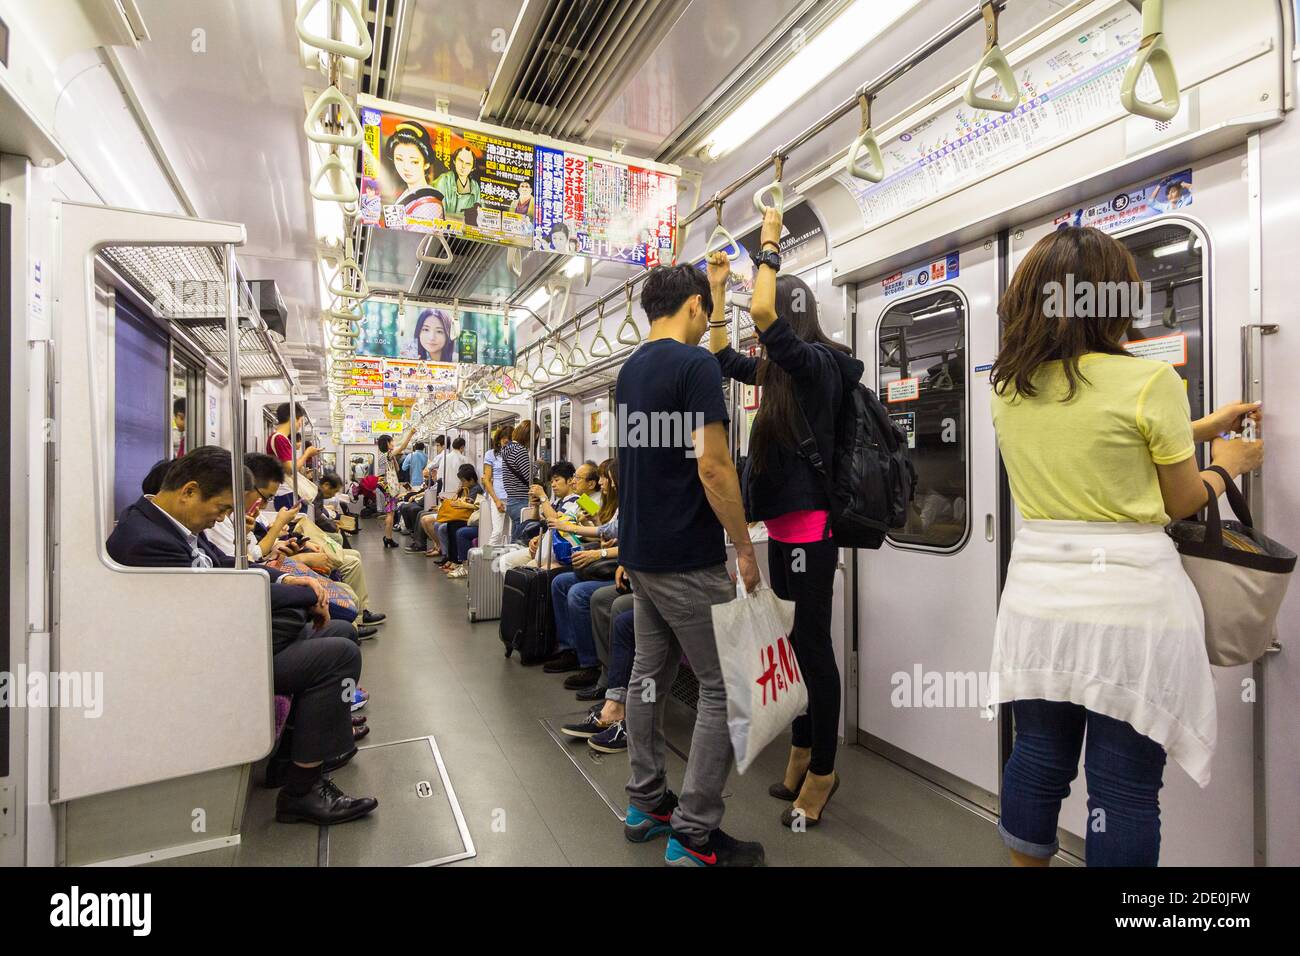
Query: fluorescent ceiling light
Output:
[[699, 0, 922, 160], [562, 256, 586, 277], [1153, 236, 1199, 258], [524, 287, 551, 313]]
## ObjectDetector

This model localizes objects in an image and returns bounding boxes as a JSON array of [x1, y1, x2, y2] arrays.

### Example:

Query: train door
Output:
[[853, 236, 1002, 804], [1010, 153, 1255, 866]]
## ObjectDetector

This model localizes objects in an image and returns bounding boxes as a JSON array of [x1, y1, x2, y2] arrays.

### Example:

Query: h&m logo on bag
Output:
[[756, 636, 802, 705]]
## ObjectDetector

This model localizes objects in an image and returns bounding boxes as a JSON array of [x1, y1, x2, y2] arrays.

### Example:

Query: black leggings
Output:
[[767, 537, 840, 776]]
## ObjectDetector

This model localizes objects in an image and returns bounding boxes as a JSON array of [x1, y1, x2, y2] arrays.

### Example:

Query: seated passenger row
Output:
[[106, 441, 386, 828]]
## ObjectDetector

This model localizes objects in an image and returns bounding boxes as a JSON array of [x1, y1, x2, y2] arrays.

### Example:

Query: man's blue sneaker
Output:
[[624, 790, 678, 843], [665, 828, 765, 867]]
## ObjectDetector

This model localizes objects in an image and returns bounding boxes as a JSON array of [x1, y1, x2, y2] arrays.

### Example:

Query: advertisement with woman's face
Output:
[[359, 107, 535, 248]]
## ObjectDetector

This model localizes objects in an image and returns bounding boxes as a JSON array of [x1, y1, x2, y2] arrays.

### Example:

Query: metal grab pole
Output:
[[289, 380, 300, 502], [224, 244, 247, 570]]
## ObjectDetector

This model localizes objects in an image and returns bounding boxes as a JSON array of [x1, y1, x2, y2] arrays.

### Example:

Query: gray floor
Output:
[[217, 520, 1017, 867]]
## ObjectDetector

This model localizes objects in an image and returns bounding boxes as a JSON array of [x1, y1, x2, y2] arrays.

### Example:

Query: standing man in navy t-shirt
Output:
[[616, 263, 763, 867]]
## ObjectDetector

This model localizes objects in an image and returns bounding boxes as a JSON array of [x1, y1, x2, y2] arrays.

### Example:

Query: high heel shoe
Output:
[[383, 537, 399, 548], [780, 772, 839, 828], [769, 747, 811, 800]]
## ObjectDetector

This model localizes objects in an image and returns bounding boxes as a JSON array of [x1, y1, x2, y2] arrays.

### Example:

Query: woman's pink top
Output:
[[763, 509, 831, 544]]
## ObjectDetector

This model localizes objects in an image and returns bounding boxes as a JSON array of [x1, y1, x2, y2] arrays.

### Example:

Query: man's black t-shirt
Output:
[[616, 338, 730, 572]]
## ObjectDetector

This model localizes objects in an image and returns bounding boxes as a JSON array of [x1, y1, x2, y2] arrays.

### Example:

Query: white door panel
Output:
[[854, 238, 1003, 797], [1010, 148, 1254, 865]]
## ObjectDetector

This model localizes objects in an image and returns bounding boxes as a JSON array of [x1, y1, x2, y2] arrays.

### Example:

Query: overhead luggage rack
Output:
[[98, 243, 294, 383]]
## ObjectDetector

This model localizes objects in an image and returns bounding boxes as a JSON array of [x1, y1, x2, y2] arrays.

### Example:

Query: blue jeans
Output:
[[608, 609, 635, 693], [505, 498, 528, 543], [549, 573, 603, 667], [455, 525, 478, 562], [999, 699, 1168, 867]]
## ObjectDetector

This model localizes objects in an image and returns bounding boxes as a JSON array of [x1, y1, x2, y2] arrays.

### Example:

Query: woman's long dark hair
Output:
[[596, 457, 618, 525], [991, 227, 1138, 401], [748, 274, 851, 473]]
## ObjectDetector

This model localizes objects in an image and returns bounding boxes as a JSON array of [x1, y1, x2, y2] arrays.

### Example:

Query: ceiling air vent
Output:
[[481, 0, 692, 141]]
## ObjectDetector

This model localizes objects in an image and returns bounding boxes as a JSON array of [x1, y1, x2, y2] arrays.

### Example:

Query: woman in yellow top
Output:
[[989, 227, 1263, 867]]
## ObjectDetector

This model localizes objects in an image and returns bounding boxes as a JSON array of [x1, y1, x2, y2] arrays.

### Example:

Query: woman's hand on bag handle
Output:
[[1156, 435, 1265, 520]]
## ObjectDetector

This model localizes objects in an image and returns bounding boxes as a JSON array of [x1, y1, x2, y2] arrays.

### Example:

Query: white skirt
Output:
[[990, 520, 1216, 787]]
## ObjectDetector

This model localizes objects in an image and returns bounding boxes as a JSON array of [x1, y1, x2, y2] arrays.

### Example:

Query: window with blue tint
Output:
[[113, 298, 169, 520]]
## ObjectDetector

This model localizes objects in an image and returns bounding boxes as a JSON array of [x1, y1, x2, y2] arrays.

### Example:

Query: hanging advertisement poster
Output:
[[358, 104, 536, 248], [341, 357, 384, 397], [355, 299, 458, 361], [1052, 169, 1192, 233], [383, 359, 459, 400], [534, 145, 677, 265], [455, 309, 516, 367]]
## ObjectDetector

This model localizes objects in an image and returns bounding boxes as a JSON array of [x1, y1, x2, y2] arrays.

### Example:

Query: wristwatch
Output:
[[751, 247, 781, 272], [600, 548, 609, 559]]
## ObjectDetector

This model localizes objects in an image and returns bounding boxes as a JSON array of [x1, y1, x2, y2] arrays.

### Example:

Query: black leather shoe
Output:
[[275, 777, 378, 825], [361, 610, 386, 625], [563, 666, 602, 690], [575, 684, 607, 702], [356, 625, 379, 641], [543, 650, 580, 673], [323, 747, 358, 773], [383, 537, 399, 549]]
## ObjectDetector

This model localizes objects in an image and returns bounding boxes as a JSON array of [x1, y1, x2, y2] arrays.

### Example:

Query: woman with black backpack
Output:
[[708, 205, 864, 829]]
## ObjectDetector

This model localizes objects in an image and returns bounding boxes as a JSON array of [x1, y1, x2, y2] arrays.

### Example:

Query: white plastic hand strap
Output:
[[616, 283, 642, 345], [416, 231, 454, 265], [963, 2, 1020, 114], [304, 85, 364, 148], [506, 246, 524, 277], [546, 339, 568, 376], [589, 301, 613, 357], [530, 349, 550, 384], [846, 93, 885, 183], [705, 199, 741, 261], [753, 156, 786, 215], [568, 324, 589, 369], [296, 0, 373, 61], [1120, 0, 1180, 122], [311, 151, 358, 204], [328, 257, 369, 300]]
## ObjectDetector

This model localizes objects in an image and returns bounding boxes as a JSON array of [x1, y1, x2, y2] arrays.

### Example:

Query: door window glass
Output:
[[878, 289, 968, 549]]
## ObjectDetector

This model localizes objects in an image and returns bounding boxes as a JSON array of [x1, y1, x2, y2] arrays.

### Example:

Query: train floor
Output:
[[164, 518, 1029, 867]]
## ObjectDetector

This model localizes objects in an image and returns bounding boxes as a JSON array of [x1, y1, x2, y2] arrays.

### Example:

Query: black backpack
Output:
[[793, 380, 917, 549]]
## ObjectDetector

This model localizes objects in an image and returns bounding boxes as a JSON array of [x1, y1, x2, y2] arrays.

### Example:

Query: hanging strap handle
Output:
[[310, 151, 358, 204], [705, 197, 742, 261], [568, 317, 589, 369], [752, 155, 786, 215], [616, 281, 642, 345], [845, 92, 886, 183], [304, 85, 364, 147], [295, 0, 373, 61], [416, 231, 454, 265], [963, 1, 1021, 114], [589, 299, 613, 357], [1120, 0, 1181, 122]]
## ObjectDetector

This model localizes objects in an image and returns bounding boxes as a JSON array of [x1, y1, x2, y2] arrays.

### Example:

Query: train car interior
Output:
[[1, 0, 1297, 900]]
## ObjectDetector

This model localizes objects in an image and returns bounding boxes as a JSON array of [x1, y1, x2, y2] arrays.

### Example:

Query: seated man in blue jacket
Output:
[[107, 446, 378, 827]]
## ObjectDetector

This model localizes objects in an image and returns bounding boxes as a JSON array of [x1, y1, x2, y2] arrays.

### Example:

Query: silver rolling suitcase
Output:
[[467, 544, 520, 622]]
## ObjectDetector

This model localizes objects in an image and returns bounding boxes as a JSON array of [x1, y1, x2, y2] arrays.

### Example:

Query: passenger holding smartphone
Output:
[[708, 205, 864, 829], [989, 226, 1264, 867]]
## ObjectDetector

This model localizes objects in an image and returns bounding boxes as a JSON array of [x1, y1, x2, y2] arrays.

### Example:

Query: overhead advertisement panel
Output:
[[357, 94, 681, 266]]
